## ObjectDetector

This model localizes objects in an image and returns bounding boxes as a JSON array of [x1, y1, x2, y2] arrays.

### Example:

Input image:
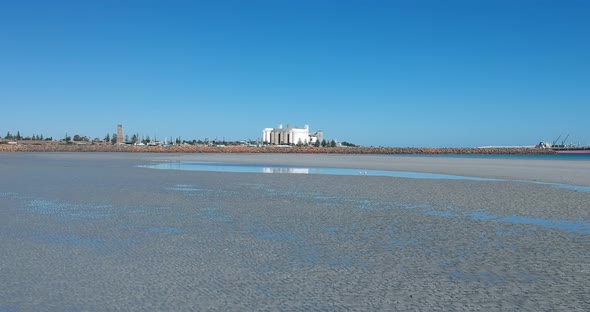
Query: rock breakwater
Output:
[[0, 142, 554, 154]]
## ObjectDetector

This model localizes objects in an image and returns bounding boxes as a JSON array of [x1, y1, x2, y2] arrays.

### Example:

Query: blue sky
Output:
[[1, 0, 589, 147]]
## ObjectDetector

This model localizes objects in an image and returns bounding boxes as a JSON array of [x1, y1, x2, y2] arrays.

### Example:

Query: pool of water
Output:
[[426, 210, 590, 234], [141, 162, 590, 193], [142, 162, 501, 181]]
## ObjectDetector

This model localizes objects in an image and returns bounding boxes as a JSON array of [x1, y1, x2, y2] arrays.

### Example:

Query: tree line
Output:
[[313, 139, 337, 147], [4, 131, 52, 141]]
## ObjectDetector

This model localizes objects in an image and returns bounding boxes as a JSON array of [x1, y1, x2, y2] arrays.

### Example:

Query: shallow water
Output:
[[425, 209, 590, 234], [142, 162, 501, 180], [142, 162, 590, 193]]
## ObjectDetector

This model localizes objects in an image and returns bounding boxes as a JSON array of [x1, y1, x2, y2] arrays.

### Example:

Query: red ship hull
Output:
[[553, 148, 590, 154]]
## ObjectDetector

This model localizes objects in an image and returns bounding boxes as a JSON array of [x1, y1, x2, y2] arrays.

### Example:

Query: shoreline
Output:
[[7, 151, 590, 187]]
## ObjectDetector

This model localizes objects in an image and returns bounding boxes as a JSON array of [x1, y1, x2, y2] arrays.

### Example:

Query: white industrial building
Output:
[[262, 124, 324, 145]]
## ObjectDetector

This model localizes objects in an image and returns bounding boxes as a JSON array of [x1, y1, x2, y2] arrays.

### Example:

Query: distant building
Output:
[[116, 125, 123, 144], [262, 124, 324, 145]]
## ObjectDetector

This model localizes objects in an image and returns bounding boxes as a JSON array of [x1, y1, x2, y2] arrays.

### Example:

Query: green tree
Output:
[[5, 131, 11, 139], [321, 139, 327, 147], [131, 134, 138, 143], [104, 133, 110, 143], [73, 134, 81, 141], [111, 133, 117, 144], [330, 140, 336, 147], [314, 139, 320, 147], [16, 131, 22, 140]]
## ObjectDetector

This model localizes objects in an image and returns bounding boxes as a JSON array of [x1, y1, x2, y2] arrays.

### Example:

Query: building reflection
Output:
[[262, 167, 310, 174]]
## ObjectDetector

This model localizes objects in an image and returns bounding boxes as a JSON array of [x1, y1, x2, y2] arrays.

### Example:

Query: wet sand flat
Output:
[[151, 153, 590, 186], [1, 153, 589, 310]]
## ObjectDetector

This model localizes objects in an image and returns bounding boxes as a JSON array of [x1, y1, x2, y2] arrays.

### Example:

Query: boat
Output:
[[537, 135, 590, 154]]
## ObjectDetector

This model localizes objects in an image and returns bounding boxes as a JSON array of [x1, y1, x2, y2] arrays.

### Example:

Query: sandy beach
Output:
[[1, 153, 589, 310]]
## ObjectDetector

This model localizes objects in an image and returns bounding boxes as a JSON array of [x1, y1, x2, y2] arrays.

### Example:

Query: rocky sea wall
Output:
[[0, 142, 553, 154]]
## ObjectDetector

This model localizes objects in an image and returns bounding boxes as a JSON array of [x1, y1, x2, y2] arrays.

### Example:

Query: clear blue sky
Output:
[[1, 0, 589, 147]]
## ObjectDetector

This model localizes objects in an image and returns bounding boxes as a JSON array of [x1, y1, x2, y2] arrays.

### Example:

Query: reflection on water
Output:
[[141, 161, 590, 192], [262, 167, 310, 174], [142, 162, 500, 181]]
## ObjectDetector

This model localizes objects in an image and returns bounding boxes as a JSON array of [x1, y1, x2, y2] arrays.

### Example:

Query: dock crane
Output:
[[552, 135, 562, 146], [561, 134, 570, 146]]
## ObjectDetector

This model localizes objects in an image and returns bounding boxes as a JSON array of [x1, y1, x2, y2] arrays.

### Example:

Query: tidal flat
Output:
[[1, 153, 589, 311]]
